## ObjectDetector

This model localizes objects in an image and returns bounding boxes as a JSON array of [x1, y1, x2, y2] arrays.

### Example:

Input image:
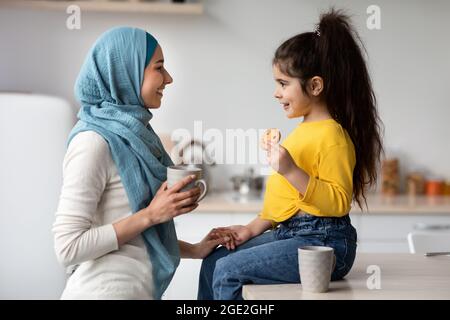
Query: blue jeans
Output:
[[197, 213, 357, 300]]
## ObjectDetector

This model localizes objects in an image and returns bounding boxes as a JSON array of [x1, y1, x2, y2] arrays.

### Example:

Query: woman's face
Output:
[[141, 45, 173, 109], [272, 63, 312, 119]]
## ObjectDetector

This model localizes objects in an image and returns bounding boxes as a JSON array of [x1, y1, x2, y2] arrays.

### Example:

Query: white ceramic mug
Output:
[[167, 165, 208, 202], [298, 246, 336, 293]]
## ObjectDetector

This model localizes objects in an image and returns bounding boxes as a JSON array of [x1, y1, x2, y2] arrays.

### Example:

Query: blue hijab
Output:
[[68, 26, 179, 299]]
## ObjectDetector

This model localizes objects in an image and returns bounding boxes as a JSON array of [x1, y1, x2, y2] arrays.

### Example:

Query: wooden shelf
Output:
[[0, 0, 204, 15]]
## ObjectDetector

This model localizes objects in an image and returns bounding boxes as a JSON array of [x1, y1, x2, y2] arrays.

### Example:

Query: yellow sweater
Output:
[[260, 118, 356, 222]]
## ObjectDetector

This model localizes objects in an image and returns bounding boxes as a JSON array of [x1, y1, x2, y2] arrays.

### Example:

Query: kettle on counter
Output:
[[230, 167, 264, 199], [175, 138, 216, 188]]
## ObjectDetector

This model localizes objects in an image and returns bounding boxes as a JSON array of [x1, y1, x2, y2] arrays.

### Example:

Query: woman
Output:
[[52, 27, 227, 300]]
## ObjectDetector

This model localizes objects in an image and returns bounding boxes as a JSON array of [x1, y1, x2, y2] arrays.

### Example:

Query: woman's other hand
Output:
[[190, 229, 231, 259], [212, 225, 253, 250]]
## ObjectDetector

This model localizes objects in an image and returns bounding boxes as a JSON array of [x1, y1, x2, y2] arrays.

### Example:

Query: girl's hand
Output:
[[212, 225, 253, 250], [266, 141, 296, 176], [144, 175, 201, 225], [191, 229, 231, 259]]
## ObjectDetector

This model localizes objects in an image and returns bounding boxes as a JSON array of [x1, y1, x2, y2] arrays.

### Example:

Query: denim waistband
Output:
[[281, 212, 352, 231]]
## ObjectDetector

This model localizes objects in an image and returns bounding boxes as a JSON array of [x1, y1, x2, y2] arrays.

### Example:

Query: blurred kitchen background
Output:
[[1, 0, 450, 299]]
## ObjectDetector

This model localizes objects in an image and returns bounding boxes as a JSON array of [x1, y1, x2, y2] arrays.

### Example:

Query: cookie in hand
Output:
[[261, 128, 281, 150]]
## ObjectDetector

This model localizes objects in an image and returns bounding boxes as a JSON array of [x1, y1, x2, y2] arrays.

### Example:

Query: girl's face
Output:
[[272, 63, 313, 119], [141, 45, 173, 109]]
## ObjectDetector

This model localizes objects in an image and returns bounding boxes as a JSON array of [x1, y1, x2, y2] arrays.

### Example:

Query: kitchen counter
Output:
[[243, 253, 450, 300], [196, 192, 450, 215]]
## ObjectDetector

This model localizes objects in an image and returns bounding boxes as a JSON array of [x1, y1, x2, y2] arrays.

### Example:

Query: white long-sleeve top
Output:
[[52, 131, 154, 299]]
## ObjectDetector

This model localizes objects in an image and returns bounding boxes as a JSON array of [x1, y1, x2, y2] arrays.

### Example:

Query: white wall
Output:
[[1, 0, 450, 191]]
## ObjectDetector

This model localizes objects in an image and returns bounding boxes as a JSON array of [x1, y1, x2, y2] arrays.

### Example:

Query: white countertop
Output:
[[196, 192, 450, 215], [243, 253, 450, 300]]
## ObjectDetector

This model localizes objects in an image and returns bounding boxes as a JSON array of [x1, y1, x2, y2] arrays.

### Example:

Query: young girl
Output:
[[198, 9, 384, 300], [52, 27, 228, 300]]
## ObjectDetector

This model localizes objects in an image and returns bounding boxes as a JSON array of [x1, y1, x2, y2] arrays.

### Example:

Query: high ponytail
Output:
[[273, 8, 384, 211]]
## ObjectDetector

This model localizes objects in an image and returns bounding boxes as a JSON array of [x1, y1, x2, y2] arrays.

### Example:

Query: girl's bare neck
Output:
[[302, 102, 332, 123]]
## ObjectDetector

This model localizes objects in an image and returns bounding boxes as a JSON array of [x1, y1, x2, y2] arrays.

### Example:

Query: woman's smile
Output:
[[141, 45, 173, 108]]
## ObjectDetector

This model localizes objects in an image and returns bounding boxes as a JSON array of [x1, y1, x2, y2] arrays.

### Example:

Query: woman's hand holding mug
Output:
[[144, 175, 201, 225]]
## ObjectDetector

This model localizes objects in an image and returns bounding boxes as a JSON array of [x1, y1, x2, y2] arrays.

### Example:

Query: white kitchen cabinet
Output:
[[163, 210, 450, 299], [354, 214, 450, 253], [163, 258, 203, 300]]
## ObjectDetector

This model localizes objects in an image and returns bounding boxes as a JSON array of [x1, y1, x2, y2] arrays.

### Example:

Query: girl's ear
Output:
[[309, 76, 324, 96]]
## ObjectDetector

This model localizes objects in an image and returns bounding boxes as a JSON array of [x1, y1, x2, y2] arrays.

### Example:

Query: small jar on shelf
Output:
[[424, 177, 445, 196], [381, 158, 400, 195], [406, 172, 425, 196], [443, 180, 450, 196]]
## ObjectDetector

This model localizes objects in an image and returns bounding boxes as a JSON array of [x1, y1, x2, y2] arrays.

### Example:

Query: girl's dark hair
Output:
[[273, 8, 384, 211]]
